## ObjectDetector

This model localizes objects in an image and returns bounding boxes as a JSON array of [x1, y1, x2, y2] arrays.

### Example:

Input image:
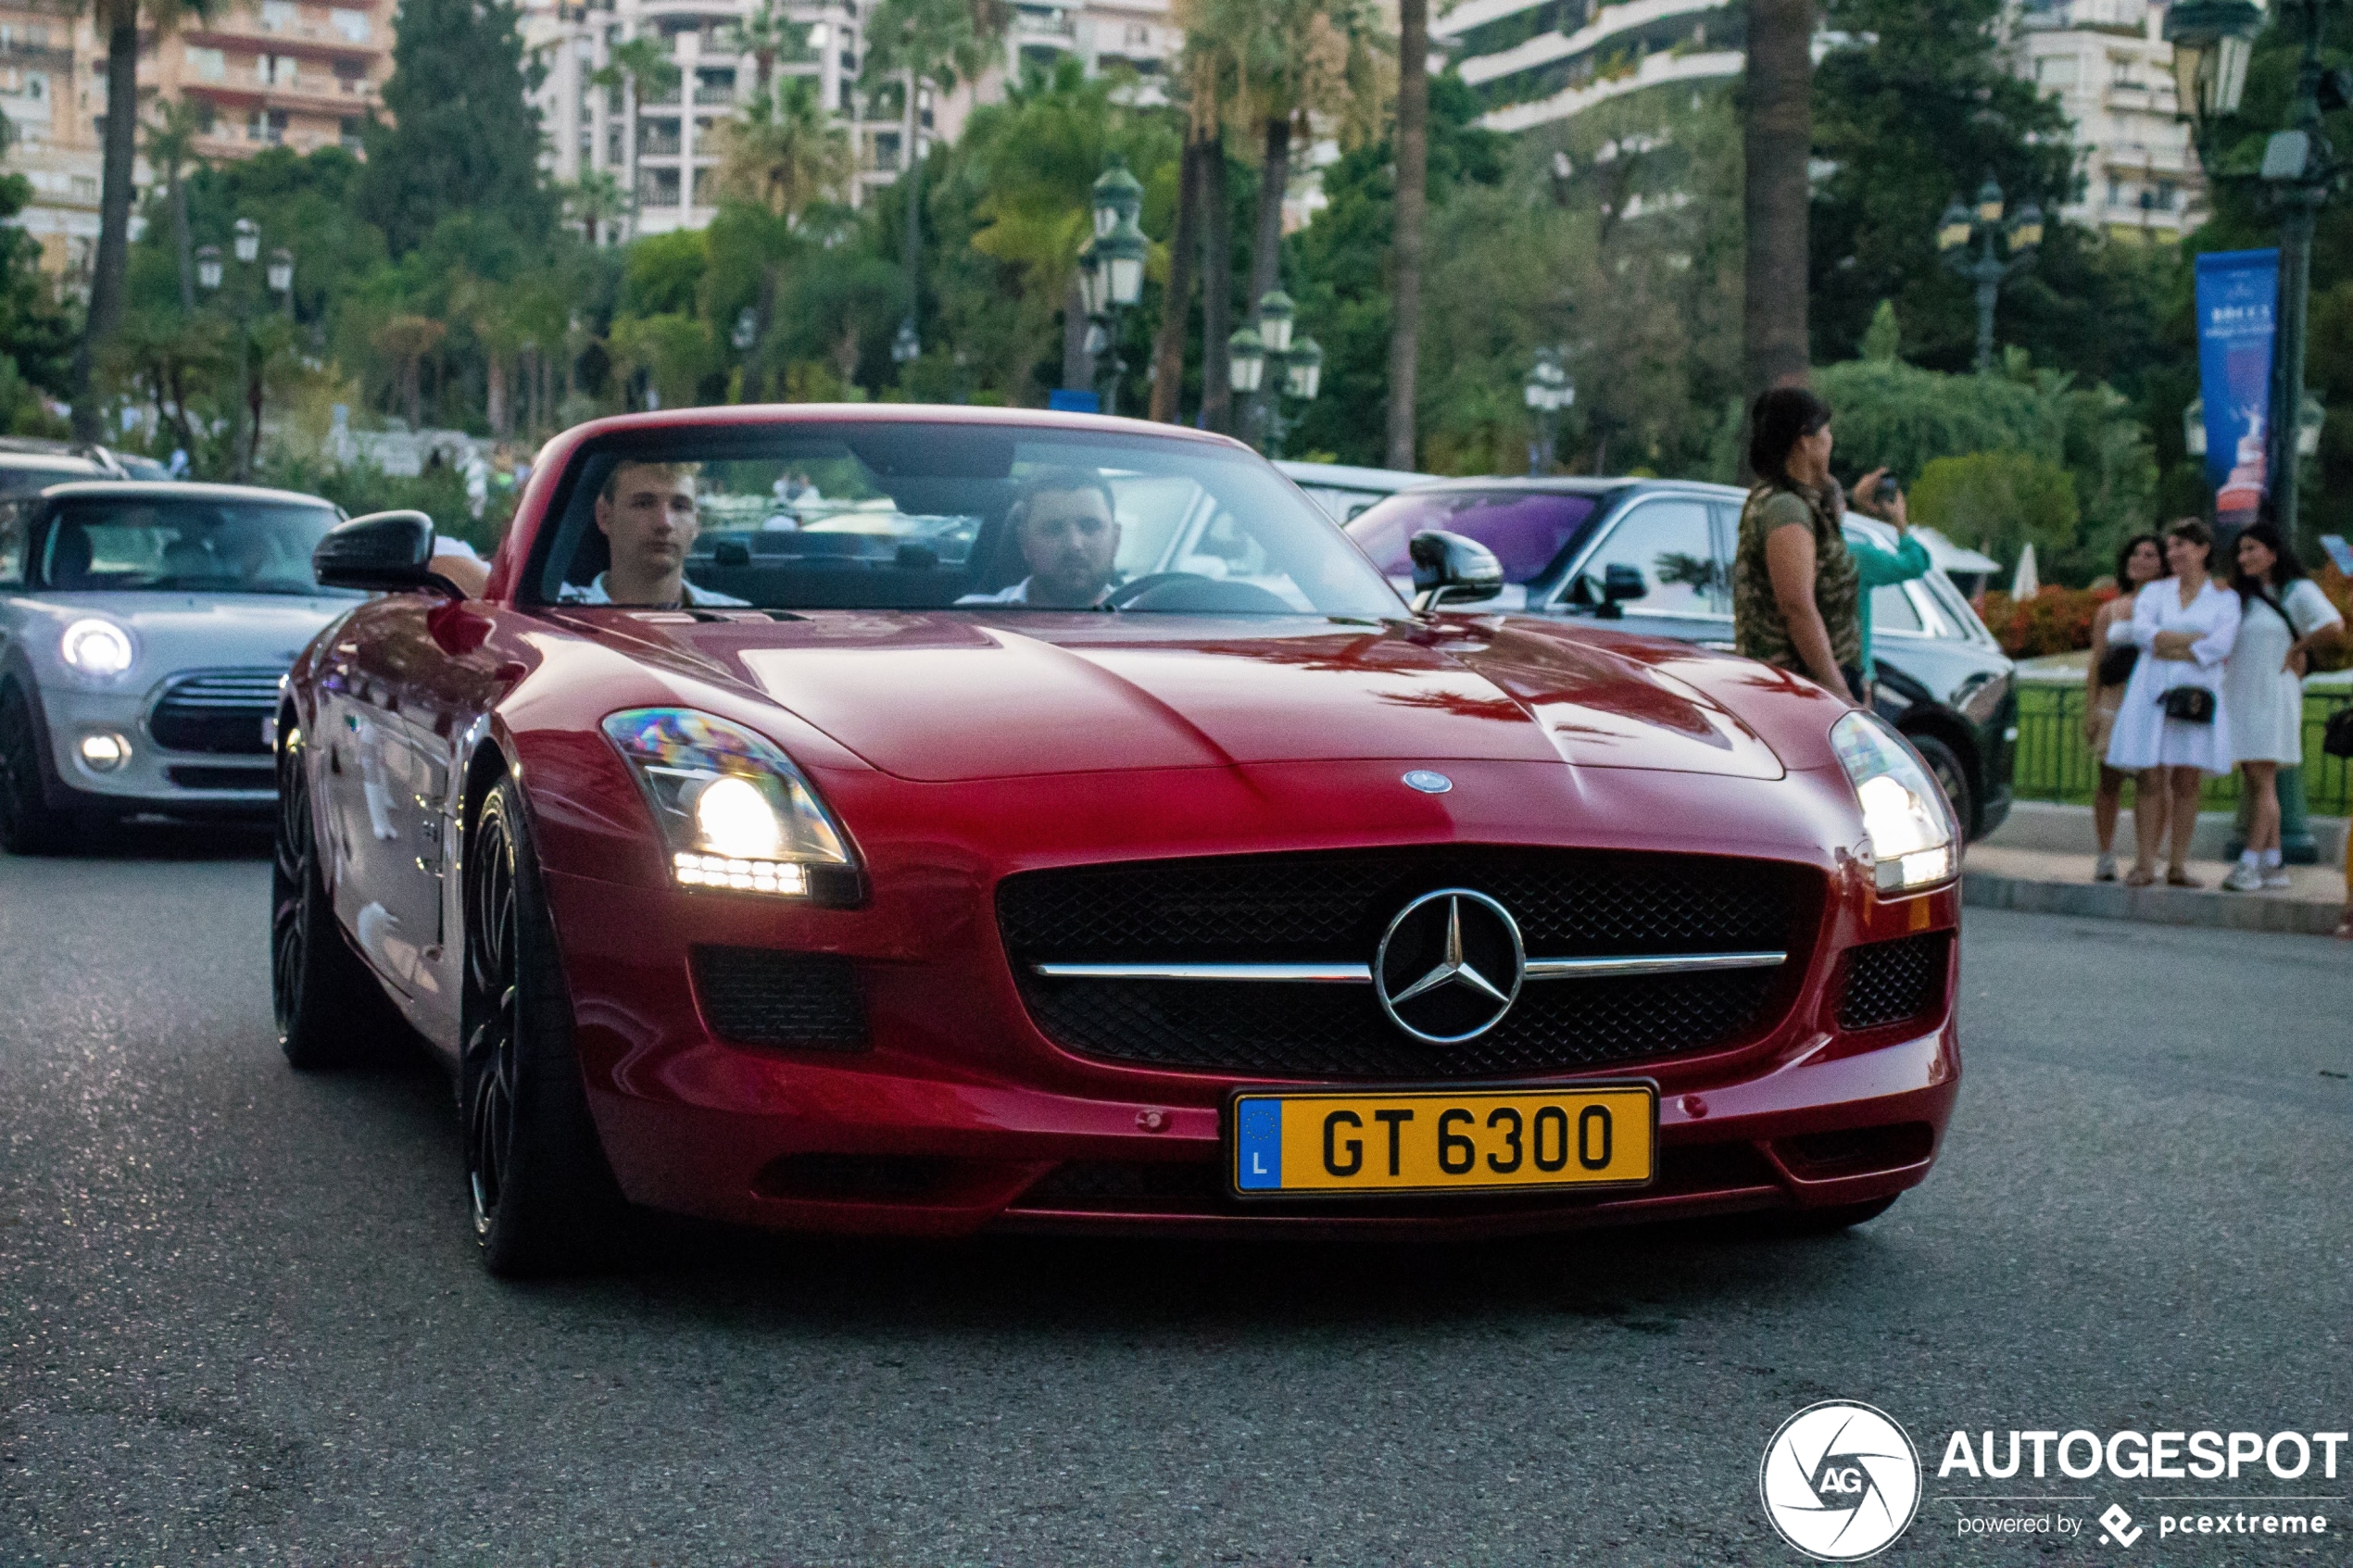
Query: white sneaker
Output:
[[2262, 868, 2293, 889], [2221, 862, 2265, 892], [2094, 852, 2118, 882]]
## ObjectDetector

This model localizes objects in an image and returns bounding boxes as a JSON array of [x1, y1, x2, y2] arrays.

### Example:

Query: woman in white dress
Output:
[[2220, 521, 2345, 891], [2105, 520, 2241, 887]]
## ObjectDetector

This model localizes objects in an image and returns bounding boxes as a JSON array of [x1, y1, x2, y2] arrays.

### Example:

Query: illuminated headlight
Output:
[[78, 732, 130, 771], [59, 618, 133, 677], [600, 708, 854, 898], [1831, 711, 1957, 894]]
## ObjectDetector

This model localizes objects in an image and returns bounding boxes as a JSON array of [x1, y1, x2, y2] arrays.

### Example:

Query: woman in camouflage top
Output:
[[1732, 387, 1887, 706]]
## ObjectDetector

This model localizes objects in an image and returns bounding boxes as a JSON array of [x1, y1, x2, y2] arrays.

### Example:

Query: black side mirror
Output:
[[1408, 529, 1504, 614], [712, 537, 751, 567], [313, 510, 463, 596], [1592, 561, 1648, 619]]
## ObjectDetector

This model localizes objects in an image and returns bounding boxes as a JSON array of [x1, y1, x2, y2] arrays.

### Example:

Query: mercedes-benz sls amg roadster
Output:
[[275, 408, 1960, 1275]]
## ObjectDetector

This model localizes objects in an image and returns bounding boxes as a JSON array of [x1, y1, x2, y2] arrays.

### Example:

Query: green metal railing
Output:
[[2012, 681, 2353, 814]]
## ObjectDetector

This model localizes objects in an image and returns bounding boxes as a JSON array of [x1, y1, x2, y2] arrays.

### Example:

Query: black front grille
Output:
[[690, 945, 867, 1049], [1000, 847, 1816, 1079], [148, 668, 283, 755], [166, 764, 274, 791], [1837, 934, 1948, 1031]]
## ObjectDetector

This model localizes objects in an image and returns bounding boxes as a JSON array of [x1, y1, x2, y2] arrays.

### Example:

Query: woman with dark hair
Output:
[[2220, 521, 2343, 891], [1733, 388, 1899, 705], [2083, 532, 2168, 880], [2105, 519, 2241, 886]]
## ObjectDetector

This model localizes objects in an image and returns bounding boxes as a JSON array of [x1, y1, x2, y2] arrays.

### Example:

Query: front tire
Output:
[[0, 681, 77, 855], [462, 777, 631, 1277], [272, 723, 410, 1069]]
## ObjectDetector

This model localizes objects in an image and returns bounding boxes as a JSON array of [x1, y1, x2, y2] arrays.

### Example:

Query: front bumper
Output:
[[33, 680, 276, 816], [543, 859, 1962, 1240]]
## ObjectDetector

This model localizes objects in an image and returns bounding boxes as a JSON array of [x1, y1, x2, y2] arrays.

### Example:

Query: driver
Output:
[[558, 459, 746, 607], [958, 469, 1120, 608]]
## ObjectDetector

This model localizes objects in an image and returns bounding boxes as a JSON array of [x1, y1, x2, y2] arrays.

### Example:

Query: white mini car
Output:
[[0, 481, 358, 851]]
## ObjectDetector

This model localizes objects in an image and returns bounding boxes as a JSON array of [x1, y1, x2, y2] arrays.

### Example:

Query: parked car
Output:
[[1274, 458, 1440, 522], [1346, 478, 2016, 839], [0, 482, 359, 851], [0, 437, 133, 500], [278, 407, 1961, 1275]]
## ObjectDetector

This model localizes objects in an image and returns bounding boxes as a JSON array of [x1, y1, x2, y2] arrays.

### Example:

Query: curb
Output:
[[1962, 868, 2346, 936]]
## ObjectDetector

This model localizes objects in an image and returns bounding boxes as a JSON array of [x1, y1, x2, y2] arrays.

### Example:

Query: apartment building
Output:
[[2011, 0, 2202, 237], [158, 0, 395, 161], [0, 0, 97, 276], [1435, 0, 1743, 133]]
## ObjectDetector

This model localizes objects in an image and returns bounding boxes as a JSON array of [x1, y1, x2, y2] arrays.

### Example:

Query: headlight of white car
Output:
[[1831, 710, 1957, 894], [600, 708, 856, 898], [59, 617, 134, 678]]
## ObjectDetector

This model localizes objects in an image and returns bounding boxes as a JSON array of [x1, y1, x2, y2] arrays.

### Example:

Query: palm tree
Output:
[[737, 0, 802, 94], [859, 0, 1009, 361], [1743, 0, 1812, 398], [561, 170, 631, 247], [1385, 0, 1427, 469], [373, 314, 447, 431], [71, 0, 213, 440], [1147, 132, 1206, 423], [711, 76, 852, 220], [590, 35, 682, 127], [142, 98, 207, 316]]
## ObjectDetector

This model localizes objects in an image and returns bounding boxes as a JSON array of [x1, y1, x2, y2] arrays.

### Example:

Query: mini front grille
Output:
[[999, 847, 1818, 1079], [1836, 934, 1949, 1032], [689, 945, 867, 1050], [165, 764, 274, 791], [148, 668, 283, 755]]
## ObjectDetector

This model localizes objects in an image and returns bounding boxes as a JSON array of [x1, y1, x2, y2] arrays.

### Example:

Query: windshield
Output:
[[527, 422, 1404, 618], [1346, 491, 1603, 584], [36, 496, 350, 596]]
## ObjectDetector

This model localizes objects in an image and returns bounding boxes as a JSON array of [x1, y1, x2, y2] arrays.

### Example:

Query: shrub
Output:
[[1978, 585, 2113, 659], [1911, 449, 2081, 570]]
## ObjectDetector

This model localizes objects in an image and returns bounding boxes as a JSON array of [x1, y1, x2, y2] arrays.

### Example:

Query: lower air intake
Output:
[[690, 945, 867, 1049]]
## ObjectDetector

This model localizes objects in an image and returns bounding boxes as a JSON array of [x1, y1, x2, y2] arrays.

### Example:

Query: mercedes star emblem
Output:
[[1373, 888, 1526, 1044]]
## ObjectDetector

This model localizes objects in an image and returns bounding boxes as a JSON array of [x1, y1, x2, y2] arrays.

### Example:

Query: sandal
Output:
[[2123, 869, 2156, 888], [2166, 869, 2202, 888]]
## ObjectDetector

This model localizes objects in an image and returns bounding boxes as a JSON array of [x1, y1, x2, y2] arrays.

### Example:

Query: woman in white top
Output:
[[2220, 521, 2345, 891], [2105, 520, 2241, 886]]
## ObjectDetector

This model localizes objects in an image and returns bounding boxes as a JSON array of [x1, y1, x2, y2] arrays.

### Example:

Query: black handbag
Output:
[[2160, 685, 2217, 724], [2323, 707, 2353, 759], [2095, 644, 2139, 686]]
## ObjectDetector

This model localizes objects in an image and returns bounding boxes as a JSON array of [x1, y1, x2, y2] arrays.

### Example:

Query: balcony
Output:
[[2019, 0, 2146, 31]]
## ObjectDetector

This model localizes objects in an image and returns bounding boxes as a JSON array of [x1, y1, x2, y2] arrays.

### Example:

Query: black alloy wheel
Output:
[[271, 720, 408, 1069], [461, 777, 630, 1276], [1908, 734, 1974, 844], [0, 680, 76, 855]]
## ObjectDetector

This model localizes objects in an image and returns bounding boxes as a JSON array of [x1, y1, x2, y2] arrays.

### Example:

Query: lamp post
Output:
[[1225, 290, 1321, 458], [1934, 175, 2043, 372], [195, 219, 293, 480], [1522, 350, 1573, 475], [2168, 0, 2341, 863], [1082, 157, 1147, 416]]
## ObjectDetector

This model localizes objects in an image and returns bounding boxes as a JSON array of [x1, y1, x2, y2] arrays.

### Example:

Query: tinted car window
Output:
[[37, 496, 349, 595], [1570, 499, 1724, 615], [0, 462, 101, 498], [1344, 491, 1601, 583], [530, 423, 1403, 618]]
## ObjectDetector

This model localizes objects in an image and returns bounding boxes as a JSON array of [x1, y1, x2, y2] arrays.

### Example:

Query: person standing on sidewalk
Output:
[[2105, 520, 2241, 887], [2221, 521, 2344, 891], [1735, 388, 1894, 707], [2084, 533, 2168, 881], [1846, 480, 1931, 703]]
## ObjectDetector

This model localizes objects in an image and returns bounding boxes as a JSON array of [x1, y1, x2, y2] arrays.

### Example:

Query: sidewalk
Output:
[[1963, 802, 2348, 936]]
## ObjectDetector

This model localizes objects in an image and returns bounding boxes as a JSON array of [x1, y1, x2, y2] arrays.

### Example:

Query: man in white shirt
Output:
[[557, 459, 745, 607], [958, 469, 1121, 608]]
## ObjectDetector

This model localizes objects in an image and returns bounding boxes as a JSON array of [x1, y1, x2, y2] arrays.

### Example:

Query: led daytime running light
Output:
[[1831, 711, 1957, 894], [601, 708, 853, 898]]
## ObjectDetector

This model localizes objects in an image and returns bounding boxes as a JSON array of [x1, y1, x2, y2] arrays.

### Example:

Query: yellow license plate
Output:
[[1228, 1085, 1656, 1198]]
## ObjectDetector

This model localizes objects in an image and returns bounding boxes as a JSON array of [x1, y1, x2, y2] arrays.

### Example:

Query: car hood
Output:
[[562, 609, 1787, 784]]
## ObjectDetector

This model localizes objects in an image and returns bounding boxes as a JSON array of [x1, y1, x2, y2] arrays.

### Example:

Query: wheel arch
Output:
[[1894, 710, 1982, 839]]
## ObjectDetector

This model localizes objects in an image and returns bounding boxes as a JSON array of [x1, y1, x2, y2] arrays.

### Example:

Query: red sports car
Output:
[[275, 408, 1961, 1275]]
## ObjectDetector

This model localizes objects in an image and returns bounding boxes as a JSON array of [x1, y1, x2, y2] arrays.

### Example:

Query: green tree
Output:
[[1910, 449, 2081, 567], [142, 99, 208, 316], [359, 0, 555, 257]]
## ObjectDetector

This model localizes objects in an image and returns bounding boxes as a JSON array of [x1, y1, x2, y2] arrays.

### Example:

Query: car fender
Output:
[[0, 649, 70, 809]]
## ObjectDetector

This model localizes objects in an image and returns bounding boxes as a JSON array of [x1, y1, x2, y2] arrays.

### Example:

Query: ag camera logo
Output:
[[1760, 1401, 1922, 1561]]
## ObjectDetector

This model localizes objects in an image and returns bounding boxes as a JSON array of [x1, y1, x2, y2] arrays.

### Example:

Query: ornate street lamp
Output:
[[1077, 158, 1150, 417], [233, 217, 259, 266], [194, 244, 222, 293], [2164, 0, 2264, 119], [1522, 351, 1573, 475], [1225, 292, 1319, 457], [1934, 173, 2042, 372], [266, 246, 294, 300], [1284, 336, 1323, 401], [1227, 326, 1265, 396], [1090, 156, 1142, 240]]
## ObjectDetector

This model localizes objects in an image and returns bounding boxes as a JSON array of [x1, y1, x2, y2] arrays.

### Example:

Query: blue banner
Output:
[[2195, 248, 2279, 521]]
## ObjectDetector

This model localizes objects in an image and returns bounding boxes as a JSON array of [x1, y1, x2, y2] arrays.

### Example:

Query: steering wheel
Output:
[[1103, 572, 1296, 613]]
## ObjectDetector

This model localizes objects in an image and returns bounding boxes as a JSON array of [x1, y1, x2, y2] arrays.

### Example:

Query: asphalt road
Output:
[[3, 834, 2348, 1567]]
